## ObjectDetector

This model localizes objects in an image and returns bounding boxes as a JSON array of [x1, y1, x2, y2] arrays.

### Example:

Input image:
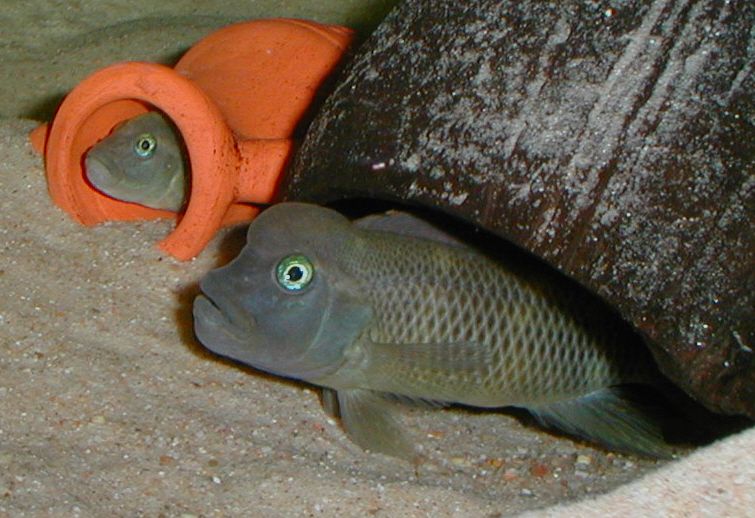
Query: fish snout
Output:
[[197, 273, 256, 334], [84, 155, 119, 190]]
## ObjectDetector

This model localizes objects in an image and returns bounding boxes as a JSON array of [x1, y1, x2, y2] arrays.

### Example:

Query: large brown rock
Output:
[[284, 0, 754, 417]]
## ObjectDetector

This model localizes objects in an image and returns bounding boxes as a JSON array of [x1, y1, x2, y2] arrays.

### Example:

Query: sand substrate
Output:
[[0, 2, 752, 516]]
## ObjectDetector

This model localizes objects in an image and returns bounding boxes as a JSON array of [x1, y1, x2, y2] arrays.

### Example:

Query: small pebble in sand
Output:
[[575, 454, 592, 467], [530, 462, 550, 478], [159, 455, 175, 466], [503, 468, 518, 481]]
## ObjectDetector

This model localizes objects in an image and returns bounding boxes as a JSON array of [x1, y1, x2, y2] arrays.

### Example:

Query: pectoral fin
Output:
[[336, 388, 416, 460], [364, 341, 496, 406], [526, 386, 675, 459]]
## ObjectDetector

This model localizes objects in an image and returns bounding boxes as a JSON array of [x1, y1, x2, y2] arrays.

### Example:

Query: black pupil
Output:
[[286, 265, 304, 282], [139, 139, 152, 151]]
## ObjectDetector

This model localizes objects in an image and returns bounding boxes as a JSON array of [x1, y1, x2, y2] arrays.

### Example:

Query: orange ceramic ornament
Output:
[[29, 19, 353, 260]]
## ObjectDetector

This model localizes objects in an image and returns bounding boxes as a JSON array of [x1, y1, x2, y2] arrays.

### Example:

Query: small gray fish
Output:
[[193, 203, 673, 459], [84, 112, 187, 211]]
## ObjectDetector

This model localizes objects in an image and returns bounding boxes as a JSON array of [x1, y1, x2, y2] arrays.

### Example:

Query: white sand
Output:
[[0, 3, 752, 516]]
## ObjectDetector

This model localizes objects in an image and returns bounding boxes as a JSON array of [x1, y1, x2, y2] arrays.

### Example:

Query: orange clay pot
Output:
[[29, 19, 352, 260]]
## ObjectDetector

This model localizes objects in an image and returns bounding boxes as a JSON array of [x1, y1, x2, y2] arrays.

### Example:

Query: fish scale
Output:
[[193, 202, 676, 458], [344, 230, 642, 405]]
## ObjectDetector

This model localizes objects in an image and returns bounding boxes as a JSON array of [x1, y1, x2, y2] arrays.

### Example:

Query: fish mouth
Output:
[[193, 293, 339, 383], [193, 294, 292, 378], [84, 155, 121, 192], [192, 294, 254, 356]]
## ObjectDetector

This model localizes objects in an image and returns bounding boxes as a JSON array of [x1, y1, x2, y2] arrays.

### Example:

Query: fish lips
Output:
[[193, 293, 257, 358], [84, 155, 121, 192], [193, 288, 342, 382], [193, 294, 315, 380]]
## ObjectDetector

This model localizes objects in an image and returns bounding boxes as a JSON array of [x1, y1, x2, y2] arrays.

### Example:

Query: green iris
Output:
[[134, 133, 157, 158], [276, 254, 314, 292]]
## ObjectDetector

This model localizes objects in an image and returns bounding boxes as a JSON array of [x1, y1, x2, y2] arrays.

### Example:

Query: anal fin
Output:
[[526, 386, 675, 459]]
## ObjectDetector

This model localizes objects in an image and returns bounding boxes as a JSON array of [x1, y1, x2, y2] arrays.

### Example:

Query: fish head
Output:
[[193, 203, 373, 383], [84, 112, 187, 211]]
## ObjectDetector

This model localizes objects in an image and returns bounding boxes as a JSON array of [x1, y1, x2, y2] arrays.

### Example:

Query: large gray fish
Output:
[[84, 112, 187, 211], [193, 202, 674, 459]]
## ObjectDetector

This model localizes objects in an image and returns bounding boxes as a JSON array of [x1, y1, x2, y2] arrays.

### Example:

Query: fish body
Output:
[[84, 112, 187, 211], [193, 203, 671, 458]]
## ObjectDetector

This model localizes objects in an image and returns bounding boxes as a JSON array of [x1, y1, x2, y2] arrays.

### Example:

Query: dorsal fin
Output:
[[354, 211, 466, 248]]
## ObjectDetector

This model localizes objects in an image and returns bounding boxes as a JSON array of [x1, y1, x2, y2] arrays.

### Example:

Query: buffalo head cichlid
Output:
[[84, 112, 188, 211], [193, 202, 675, 459]]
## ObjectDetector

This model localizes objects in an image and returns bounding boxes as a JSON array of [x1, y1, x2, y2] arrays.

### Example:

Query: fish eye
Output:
[[275, 254, 314, 292], [134, 133, 157, 158]]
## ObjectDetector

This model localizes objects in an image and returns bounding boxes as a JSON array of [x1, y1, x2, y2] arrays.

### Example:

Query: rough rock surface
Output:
[[287, 0, 755, 417]]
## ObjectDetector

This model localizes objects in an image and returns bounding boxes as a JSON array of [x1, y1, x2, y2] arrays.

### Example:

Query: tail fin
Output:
[[526, 386, 675, 458]]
